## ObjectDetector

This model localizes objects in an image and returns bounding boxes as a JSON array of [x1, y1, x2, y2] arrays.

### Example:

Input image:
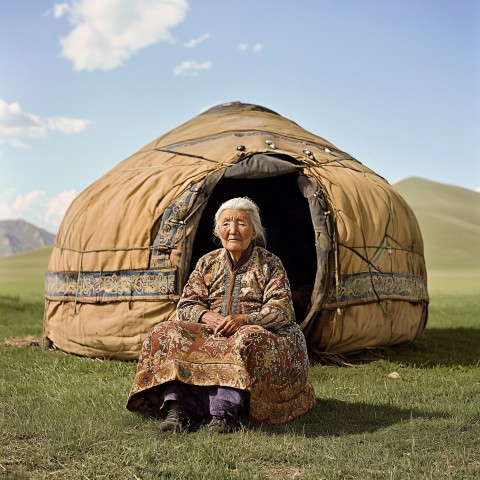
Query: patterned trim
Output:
[[45, 269, 176, 302], [150, 253, 169, 268], [221, 263, 230, 316], [231, 273, 243, 314], [150, 182, 204, 267], [323, 271, 428, 307]]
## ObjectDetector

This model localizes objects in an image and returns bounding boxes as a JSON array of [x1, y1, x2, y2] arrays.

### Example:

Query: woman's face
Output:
[[218, 208, 255, 258]]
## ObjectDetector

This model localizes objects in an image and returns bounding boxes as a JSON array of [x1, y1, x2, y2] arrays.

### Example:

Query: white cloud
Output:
[[184, 32, 210, 48], [238, 41, 263, 53], [0, 189, 15, 218], [56, 0, 189, 71], [0, 190, 43, 218], [0, 100, 45, 148], [54, 3, 71, 18], [46, 117, 90, 134], [174, 60, 212, 76], [44, 190, 77, 227], [0, 98, 89, 149], [0, 188, 76, 231], [0, 190, 46, 227], [12, 191, 45, 213]]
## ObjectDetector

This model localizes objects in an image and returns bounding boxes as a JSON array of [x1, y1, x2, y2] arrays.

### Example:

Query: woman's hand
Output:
[[200, 311, 225, 330], [214, 314, 249, 337]]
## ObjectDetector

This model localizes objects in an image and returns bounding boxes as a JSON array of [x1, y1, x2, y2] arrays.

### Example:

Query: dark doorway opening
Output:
[[190, 173, 317, 322]]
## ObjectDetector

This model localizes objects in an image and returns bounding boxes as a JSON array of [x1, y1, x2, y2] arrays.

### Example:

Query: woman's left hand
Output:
[[214, 314, 249, 337]]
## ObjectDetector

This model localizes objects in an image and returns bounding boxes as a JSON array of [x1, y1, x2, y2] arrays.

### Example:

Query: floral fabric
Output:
[[127, 247, 316, 424]]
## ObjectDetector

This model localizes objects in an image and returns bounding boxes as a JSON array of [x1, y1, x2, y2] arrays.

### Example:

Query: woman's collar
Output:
[[225, 242, 254, 271]]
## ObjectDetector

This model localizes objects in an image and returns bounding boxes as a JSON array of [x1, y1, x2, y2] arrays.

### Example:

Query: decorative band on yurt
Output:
[[45, 269, 177, 302], [323, 271, 428, 307]]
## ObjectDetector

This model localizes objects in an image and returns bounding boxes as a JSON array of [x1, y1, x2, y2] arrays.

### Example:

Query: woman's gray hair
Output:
[[214, 197, 266, 246]]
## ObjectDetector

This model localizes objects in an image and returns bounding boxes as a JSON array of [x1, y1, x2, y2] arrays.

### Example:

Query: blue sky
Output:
[[1, 0, 479, 232]]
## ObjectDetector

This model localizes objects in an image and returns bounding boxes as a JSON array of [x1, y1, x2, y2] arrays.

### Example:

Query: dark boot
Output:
[[159, 401, 190, 433], [206, 416, 240, 434]]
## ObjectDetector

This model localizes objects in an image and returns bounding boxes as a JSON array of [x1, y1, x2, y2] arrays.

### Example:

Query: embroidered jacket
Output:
[[177, 246, 295, 330]]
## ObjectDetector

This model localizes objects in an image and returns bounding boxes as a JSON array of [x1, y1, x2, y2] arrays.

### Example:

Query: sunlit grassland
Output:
[[0, 247, 51, 299], [0, 251, 479, 479]]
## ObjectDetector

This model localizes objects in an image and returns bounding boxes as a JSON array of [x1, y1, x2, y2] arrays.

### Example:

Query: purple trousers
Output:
[[161, 381, 246, 421]]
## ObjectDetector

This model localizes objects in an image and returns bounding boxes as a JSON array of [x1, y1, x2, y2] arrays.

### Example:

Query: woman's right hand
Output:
[[200, 311, 225, 329], [214, 314, 249, 337]]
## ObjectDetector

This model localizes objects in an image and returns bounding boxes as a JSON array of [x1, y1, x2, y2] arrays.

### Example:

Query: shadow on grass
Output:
[[372, 328, 480, 367], [312, 328, 480, 368], [249, 397, 449, 438], [140, 396, 445, 439]]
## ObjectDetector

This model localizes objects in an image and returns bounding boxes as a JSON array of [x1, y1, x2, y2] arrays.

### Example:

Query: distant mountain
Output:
[[0, 219, 55, 257], [393, 177, 480, 270]]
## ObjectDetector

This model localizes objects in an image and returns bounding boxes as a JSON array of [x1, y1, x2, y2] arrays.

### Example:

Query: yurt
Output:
[[44, 102, 429, 359]]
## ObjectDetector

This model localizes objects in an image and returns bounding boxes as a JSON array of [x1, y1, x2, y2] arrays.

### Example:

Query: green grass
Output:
[[427, 269, 480, 295], [1, 247, 479, 478], [0, 247, 51, 299], [1, 290, 479, 479]]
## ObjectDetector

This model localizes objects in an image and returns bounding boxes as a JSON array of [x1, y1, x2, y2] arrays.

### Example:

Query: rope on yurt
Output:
[[179, 165, 228, 190], [362, 175, 427, 302], [346, 178, 388, 315], [372, 193, 395, 315], [305, 164, 413, 318], [364, 173, 423, 272], [117, 162, 224, 173], [406, 206, 417, 276], [332, 222, 342, 320], [53, 244, 153, 254], [153, 148, 231, 165], [369, 197, 394, 267], [73, 250, 84, 316], [334, 244, 381, 272]]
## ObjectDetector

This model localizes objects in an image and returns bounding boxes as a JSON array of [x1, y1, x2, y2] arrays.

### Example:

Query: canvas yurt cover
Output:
[[44, 102, 429, 359]]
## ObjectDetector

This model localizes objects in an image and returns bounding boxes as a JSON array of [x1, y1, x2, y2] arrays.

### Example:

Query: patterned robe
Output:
[[127, 246, 316, 424]]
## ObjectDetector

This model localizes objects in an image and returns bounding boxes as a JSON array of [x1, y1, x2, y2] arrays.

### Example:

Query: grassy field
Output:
[[0, 247, 52, 299], [1, 250, 479, 479]]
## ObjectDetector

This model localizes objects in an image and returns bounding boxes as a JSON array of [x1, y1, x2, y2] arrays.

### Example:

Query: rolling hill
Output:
[[393, 177, 480, 270]]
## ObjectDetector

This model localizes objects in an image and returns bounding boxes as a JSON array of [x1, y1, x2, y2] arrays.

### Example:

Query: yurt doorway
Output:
[[190, 171, 318, 322]]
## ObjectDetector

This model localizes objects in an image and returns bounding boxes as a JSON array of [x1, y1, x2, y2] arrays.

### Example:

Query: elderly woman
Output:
[[127, 197, 315, 433]]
